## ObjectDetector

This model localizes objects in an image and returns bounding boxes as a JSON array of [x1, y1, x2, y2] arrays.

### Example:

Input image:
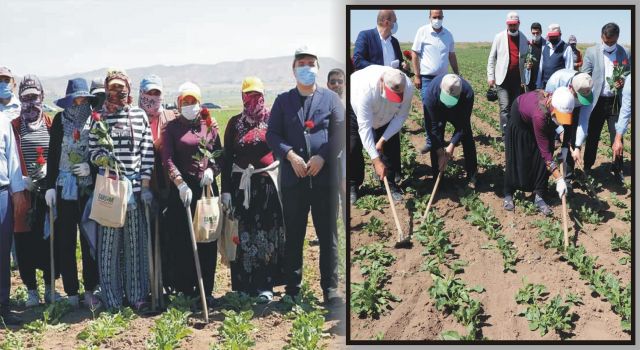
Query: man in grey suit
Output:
[[487, 11, 529, 137], [573, 22, 630, 182]]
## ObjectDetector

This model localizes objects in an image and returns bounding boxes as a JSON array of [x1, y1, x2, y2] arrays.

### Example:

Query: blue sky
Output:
[[350, 9, 631, 45], [4, 0, 344, 77]]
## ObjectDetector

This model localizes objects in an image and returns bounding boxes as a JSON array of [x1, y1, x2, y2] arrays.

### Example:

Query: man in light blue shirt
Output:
[[0, 117, 28, 325], [612, 74, 631, 159], [544, 69, 593, 183], [0, 67, 21, 121]]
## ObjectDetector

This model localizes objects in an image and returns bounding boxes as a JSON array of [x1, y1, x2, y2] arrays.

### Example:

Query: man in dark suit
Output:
[[353, 10, 403, 71], [266, 45, 344, 305]]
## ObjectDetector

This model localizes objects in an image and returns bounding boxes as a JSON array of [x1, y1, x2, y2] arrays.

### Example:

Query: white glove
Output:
[[390, 59, 400, 69], [200, 168, 214, 187], [556, 178, 567, 199], [45, 188, 56, 207], [178, 182, 192, 207], [221, 192, 231, 209], [72, 162, 90, 177], [23, 176, 36, 192]]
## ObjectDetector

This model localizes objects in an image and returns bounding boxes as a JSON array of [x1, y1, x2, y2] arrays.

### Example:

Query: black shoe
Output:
[[0, 305, 21, 326], [323, 289, 344, 306], [503, 195, 514, 211], [534, 195, 552, 216], [387, 183, 403, 202], [420, 143, 431, 154], [349, 186, 358, 205], [612, 171, 624, 183]]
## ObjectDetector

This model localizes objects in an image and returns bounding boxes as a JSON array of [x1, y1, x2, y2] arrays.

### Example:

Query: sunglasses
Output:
[[329, 79, 344, 85]]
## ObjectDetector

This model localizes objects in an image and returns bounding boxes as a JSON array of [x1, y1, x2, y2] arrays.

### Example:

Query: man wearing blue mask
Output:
[[535, 24, 574, 90], [266, 45, 344, 306], [424, 73, 478, 186], [574, 22, 630, 183], [353, 10, 403, 71], [411, 9, 460, 154], [0, 67, 21, 121]]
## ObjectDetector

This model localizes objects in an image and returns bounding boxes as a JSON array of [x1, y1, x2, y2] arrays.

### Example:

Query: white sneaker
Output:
[[25, 290, 40, 307], [83, 291, 102, 309], [67, 295, 80, 308], [44, 287, 62, 304]]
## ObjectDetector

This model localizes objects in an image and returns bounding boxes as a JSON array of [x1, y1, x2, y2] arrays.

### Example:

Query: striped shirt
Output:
[[19, 121, 50, 178], [88, 107, 154, 192]]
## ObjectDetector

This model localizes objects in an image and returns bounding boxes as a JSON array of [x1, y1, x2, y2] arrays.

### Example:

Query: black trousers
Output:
[[282, 181, 338, 297], [348, 107, 401, 189], [428, 124, 478, 178], [584, 96, 623, 173], [166, 177, 217, 297], [560, 107, 580, 180], [14, 193, 54, 290], [55, 192, 99, 296], [497, 72, 522, 137]]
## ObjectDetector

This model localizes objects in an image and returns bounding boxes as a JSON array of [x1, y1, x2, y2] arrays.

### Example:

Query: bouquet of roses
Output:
[[89, 111, 117, 169], [193, 107, 223, 163], [401, 50, 415, 78], [606, 59, 630, 113]]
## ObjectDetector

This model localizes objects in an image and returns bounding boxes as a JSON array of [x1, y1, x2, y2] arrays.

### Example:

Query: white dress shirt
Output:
[[601, 48, 617, 97], [379, 31, 395, 67], [350, 65, 414, 160], [411, 25, 455, 76]]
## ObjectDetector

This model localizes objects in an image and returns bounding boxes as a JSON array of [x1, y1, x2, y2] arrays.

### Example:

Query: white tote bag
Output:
[[193, 185, 222, 242], [89, 166, 129, 228]]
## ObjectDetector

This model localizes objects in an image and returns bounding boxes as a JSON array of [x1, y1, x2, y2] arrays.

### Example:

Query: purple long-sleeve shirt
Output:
[[160, 116, 222, 183], [515, 91, 556, 168]]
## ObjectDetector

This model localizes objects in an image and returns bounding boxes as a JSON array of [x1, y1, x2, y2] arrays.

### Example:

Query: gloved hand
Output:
[[556, 178, 567, 198], [141, 187, 153, 206], [72, 162, 91, 177], [390, 59, 400, 69], [178, 182, 192, 207], [200, 168, 214, 187], [23, 176, 36, 192], [45, 188, 56, 207], [221, 192, 232, 209]]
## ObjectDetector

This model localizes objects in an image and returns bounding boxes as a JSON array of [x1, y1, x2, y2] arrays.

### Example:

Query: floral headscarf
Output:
[[241, 92, 269, 125]]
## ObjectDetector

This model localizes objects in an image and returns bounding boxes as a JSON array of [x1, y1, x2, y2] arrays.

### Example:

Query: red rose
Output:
[[622, 59, 628, 65], [232, 235, 240, 245], [613, 60, 618, 66], [201, 107, 210, 118], [403, 50, 412, 60], [36, 155, 46, 166], [304, 120, 314, 130], [36, 146, 44, 155], [91, 111, 101, 122], [205, 116, 213, 128], [73, 128, 80, 142]]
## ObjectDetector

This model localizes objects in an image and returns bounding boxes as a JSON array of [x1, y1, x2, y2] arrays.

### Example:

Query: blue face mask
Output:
[[295, 66, 318, 86], [0, 82, 12, 99]]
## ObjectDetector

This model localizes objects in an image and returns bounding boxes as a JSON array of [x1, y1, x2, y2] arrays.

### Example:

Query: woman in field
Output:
[[503, 86, 573, 215], [221, 77, 285, 302], [161, 82, 223, 306]]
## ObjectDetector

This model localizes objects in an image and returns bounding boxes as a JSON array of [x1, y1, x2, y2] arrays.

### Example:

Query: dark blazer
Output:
[[266, 87, 344, 188], [353, 28, 402, 70]]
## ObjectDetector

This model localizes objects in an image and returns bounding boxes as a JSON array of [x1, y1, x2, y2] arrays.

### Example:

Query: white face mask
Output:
[[532, 34, 541, 42], [431, 18, 442, 30], [181, 103, 200, 120], [603, 42, 616, 53], [508, 29, 519, 36], [391, 22, 398, 34]]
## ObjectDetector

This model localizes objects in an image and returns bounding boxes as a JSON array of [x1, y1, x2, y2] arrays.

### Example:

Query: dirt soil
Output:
[[2, 218, 346, 349], [349, 94, 632, 341]]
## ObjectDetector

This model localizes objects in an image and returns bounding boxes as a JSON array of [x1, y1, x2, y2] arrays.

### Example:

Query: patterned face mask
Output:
[[20, 94, 43, 124], [139, 94, 162, 117], [104, 88, 130, 113], [241, 92, 269, 124]]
